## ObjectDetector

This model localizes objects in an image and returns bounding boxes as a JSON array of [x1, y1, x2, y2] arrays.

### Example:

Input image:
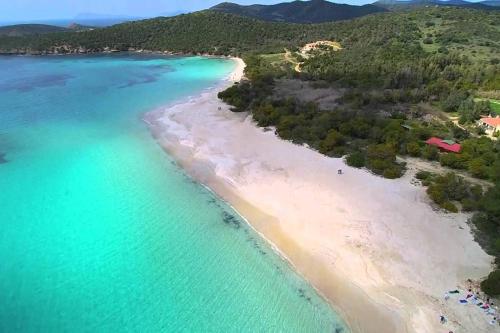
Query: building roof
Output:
[[481, 117, 500, 128], [425, 137, 462, 153]]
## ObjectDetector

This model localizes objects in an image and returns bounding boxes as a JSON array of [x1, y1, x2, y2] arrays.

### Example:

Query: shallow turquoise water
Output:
[[0, 54, 348, 332]]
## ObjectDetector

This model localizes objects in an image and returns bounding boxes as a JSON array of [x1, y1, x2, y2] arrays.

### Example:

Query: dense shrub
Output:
[[346, 151, 366, 168], [416, 170, 432, 180], [364, 144, 404, 178], [441, 201, 458, 213], [481, 270, 500, 296], [421, 145, 440, 161], [440, 153, 467, 169], [442, 90, 468, 112], [425, 173, 481, 212], [406, 142, 421, 157], [423, 37, 433, 44], [320, 130, 345, 155]]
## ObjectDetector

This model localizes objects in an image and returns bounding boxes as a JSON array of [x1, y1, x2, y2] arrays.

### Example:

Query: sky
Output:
[[1, 0, 368, 22]]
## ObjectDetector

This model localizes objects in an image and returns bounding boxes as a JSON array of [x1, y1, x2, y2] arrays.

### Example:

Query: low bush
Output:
[[441, 201, 458, 213], [416, 170, 432, 180]]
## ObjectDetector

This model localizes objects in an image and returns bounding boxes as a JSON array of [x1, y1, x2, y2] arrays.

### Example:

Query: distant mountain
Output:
[[374, 0, 500, 10], [0, 24, 69, 37], [210, 0, 388, 23]]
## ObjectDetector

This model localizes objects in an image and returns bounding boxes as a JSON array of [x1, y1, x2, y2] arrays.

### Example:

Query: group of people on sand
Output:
[[443, 286, 498, 328]]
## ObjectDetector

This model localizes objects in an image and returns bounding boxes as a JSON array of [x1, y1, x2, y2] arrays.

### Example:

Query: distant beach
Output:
[[147, 57, 498, 333]]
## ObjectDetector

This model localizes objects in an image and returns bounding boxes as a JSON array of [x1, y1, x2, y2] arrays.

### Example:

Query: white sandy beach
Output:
[[146, 58, 498, 333]]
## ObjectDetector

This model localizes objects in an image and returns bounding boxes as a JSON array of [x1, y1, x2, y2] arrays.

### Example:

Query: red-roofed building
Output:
[[425, 137, 461, 153], [479, 117, 500, 136]]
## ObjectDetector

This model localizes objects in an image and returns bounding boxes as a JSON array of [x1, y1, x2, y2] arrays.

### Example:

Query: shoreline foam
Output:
[[145, 57, 497, 333]]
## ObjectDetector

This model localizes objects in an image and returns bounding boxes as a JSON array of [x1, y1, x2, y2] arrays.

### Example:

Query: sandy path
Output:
[[145, 58, 497, 333]]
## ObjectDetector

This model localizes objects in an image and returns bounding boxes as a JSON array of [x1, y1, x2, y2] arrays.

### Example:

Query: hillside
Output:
[[0, 24, 70, 37], [0, 11, 345, 55], [0, 23, 95, 37], [210, 0, 387, 23]]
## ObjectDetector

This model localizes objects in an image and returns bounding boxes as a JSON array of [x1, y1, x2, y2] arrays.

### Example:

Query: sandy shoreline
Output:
[[145, 57, 497, 333]]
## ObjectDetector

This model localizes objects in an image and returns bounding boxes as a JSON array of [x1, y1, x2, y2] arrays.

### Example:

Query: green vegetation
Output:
[[302, 8, 499, 95], [481, 270, 500, 296], [0, 11, 331, 54], [0, 24, 71, 37], [490, 99, 500, 114], [417, 172, 483, 212], [437, 137, 500, 181]]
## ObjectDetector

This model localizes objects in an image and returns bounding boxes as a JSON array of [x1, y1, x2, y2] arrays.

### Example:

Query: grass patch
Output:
[[490, 100, 500, 115]]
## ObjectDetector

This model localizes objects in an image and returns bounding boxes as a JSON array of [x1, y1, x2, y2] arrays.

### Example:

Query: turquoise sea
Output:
[[0, 54, 348, 332]]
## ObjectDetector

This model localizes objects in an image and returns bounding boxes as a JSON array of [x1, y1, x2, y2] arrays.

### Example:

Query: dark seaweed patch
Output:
[[0, 153, 7, 164], [246, 235, 267, 255], [118, 74, 157, 88], [222, 211, 241, 229], [0, 74, 73, 92], [335, 327, 344, 333], [297, 288, 312, 303]]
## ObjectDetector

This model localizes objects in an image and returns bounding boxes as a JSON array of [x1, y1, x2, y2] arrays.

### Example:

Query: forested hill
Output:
[[1, 7, 499, 61], [210, 0, 387, 23], [0, 24, 95, 37], [0, 11, 337, 54], [0, 24, 70, 37]]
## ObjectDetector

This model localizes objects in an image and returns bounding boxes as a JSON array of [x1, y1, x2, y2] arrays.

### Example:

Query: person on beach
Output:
[[440, 315, 447, 324]]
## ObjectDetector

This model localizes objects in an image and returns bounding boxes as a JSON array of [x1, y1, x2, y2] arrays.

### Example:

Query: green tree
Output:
[[320, 130, 345, 154]]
